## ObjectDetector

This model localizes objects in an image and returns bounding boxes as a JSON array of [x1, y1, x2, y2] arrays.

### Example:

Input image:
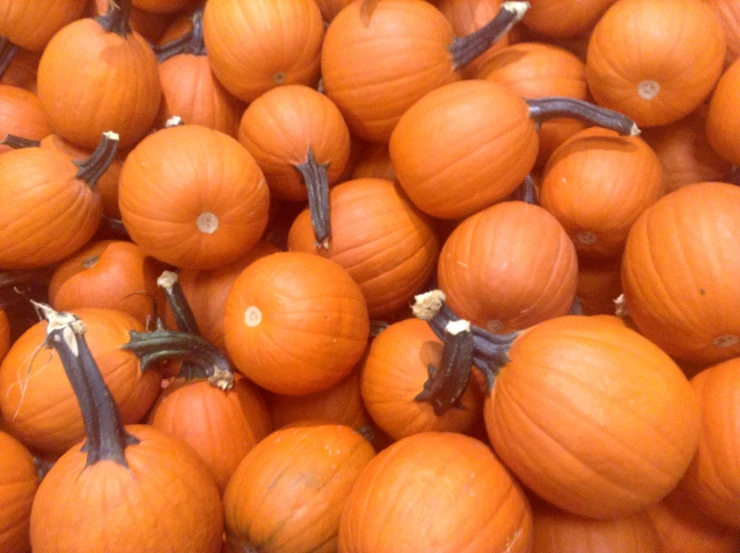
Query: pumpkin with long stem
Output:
[[322, 0, 528, 142], [0, 431, 38, 553], [0, 0, 87, 52], [28, 304, 224, 553], [390, 79, 639, 219], [0, 85, 50, 154]]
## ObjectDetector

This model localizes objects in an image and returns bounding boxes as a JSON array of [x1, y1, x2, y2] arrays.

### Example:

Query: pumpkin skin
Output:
[[647, 500, 740, 553], [351, 142, 396, 182], [49, 240, 165, 327], [338, 432, 533, 553], [0, 308, 162, 454], [390, 80, 538, 219], [36, 12, 162, 149], [586, 0, 725, 128], [0, 0, 88, 51], [361, 318, 483, 440], [224, 252, 370, 395], [485, 315, 701, 519], [203, 0, 324, 102], [0, 431, 37, 553], [706, 58, 740, 166], [0, 85, 50, 154], [133, 0, 197, 14], [621, 182, 740, 363], [539, 127, 664, 258], [288, 179, 439, 318], [119, 124, 270, 270], [709, 0, 740, 66], [0, 49, 41, 92], [224, 424, 375, 553], [438, 201, 578, 333], [576, 255, 623, 316], [0, 308, 9, 362], [522, 0, 615, 37]]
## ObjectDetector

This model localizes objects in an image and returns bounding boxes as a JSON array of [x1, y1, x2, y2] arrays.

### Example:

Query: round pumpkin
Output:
[[648, 500, 740, 553], [0, 431, 37, 553], [522, 0, 615, 37], [133, 0, 197, 14], [350, 142, 396, 182], [709, 0, 740, 66], [0, 85, 50, 155], [706, 57, 740, 166], [0, 0, 88, 51], [576, 255, 623, 316]]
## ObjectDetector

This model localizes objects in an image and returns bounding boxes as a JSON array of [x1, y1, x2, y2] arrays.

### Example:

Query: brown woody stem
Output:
[[74, 131, 119, 188], [512, 174, 537, 204], [295, 147, 332, 249], [1, 135, 40, 149], [450, 1, 529, 69], [95, 0, 132, 37], [0, 36, 19, 79], [157, 270, 200, 335], [122, 329, 234, 389], [527, 97, 640, 136], [154, 9, 206, 63]]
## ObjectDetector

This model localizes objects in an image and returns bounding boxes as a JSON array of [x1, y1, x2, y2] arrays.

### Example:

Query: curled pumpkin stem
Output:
[[74, 131, 120, 188], [295, 147, 332, 249], [450, 1, 529, 69], [95, 0, 132, 37], [154, 8, 206, 63], [527, 97, 640, 136], [157, 270, 200, 335], [1, 135, 41, 149], [512, 174, 538, 205]]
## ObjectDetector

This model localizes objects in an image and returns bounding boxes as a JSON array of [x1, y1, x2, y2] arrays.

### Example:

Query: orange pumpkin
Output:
[[706, 58, 740, 166], [0, 431, 37, 553], [89, 1, 178, 44], [586, 0, 725, 127], [621, 182, 740, 363], [350, 142, 396, 182], [708, 0, 740, 66], [0, 0, 87, 51], [647, 500, 740, 553], [338, 432, 533, 552], [119, 124, 270, 270], [203, 0, 324, 102], [522, 0, 615, 37], [133, 0, 197, 14], [0, 85, 50, 154], [576, 255, 623, 316]]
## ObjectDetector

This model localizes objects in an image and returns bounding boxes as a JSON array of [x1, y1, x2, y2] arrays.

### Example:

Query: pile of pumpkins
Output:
[[0, 0, 739, 551]]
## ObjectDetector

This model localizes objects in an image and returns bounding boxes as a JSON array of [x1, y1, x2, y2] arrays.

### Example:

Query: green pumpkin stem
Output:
[[154, 9, 206, 63], [1, 135, 41, 149], [157, 270, 200, 335], [450, 1, 529, 69], [122, 329, 234, 389], [74, 131, 120, 188], [295, 147, 332, 250], [95, 0, 133, 37], [527, 97, 640, 136], [512, 174, 537, 204], [0, 36, 19, 79]]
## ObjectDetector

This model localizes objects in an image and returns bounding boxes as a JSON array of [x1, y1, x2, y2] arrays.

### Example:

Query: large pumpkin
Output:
[[0, 431, 38, 553]]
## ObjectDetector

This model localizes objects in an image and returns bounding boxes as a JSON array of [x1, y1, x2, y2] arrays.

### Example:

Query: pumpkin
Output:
[[89, 1, 179, 44], [621, 182, 740, 363], [224, 252, 370, 395], [350, 143, 396, 182], [37, 0, 161, 149], [540, 127, 664, 258], [0, 431, 37, 553], [586, 0, 725, 127], [203, 0, 324, 102], [224, 424, 375, 553], [0, 85, 50, 154], [0, 132, 116, 269], [0, 47, 40, 92], [29, 305, 224, 553], [238, 85, 350, 248], [288, 178, 439, 318], [0, 308, 162, 454], [576, 255, 623, 316], [522, 0, 616, 37], [133, 0, 197, 14], [119, 124, 270, 270], [157, 10, 194, 44], [390, 79, 638, 219], [0, 0, 87, 52], [49, 240, 165, 326], [708, 0, 740, 66], [647, 500, 740, 553], [0, 308, 9, 361], [706, 58, 740, 166], [437, 201, 578, 333], [155, 9, 244, 136], [322, 0, 528, 142], [338, 431, 533, 552]]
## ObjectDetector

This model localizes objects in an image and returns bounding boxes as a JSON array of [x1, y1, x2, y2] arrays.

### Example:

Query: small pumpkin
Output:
[[133, 0, 198, 14], [0, 85, 50, 154], [576, 255, 623, 316], [706, 57, 740, 166], [708, 0, 740, 66], [522, 0, 616, 37], [350, 143, 396, 182], [0, 0, 87, 52], [0, 431, 37, 553]]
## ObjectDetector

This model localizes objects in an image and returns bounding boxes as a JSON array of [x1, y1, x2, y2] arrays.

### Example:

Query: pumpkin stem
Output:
[[415, 319, 474, 415], [295, 147, 332, 249], [1, 135, 40, 149], [34, 302, 139, 467], [122, 329, 234, 389], [74, 131, 120, 188], [527, 97, 640, 136], [157, 270, 200, 335], [449, 1, 529, 69], [154, 8, 206, 63], [512, 174, 537, 204], [0, 36, 19, 79], [95, 0, 133, 37]]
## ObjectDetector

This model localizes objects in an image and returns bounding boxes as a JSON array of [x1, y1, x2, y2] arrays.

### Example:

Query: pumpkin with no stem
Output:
[[709, 0, 740, 66], [37, 0, 162, 149], [224, 252, 369, 395], [621, 182, 740, 363], [586, 0, 725, 128], [522, 0, 615, 37], [351, 143, 396, 182], [540, 127, 664, 258], [224, 424, 375, 553], [706, 58, 740, 166], [485, 315, 701, 519], [576, 256, 623, 316], [288, 179, 439, 318], [438, 201, 578, 333], [0, 85, 50, 154], [0, 308, 8, 361], [0, 0, 88, 51], [0, 431, 37, 553], [648, 500, 740, 553], [203, 0, 324, 102], [119, 124, 270, 270], [338, 432, 533, 553]]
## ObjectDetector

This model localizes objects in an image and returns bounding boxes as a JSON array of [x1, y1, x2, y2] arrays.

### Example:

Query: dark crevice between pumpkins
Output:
[[153, 8, 206, 63], [74, 131, 120, 187], [0, 269, 53, 310], [95, 0, 133, 38], [95, 216, 131, 242], [450, 1, 529, 69], [295, 147, 332, 250], [527, 97, 640, 136], [512, 174, 538, 204], [0, 36, 19, 79]]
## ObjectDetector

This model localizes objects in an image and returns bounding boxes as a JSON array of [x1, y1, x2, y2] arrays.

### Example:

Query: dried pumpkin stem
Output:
[[1, 135, 40, 149], [122, 329, 234, 389], [0, 36, 19, 79], [157, 270, 200, 335], [527, 97, 640, 136], [512, 174, 537, 204], [450, 1, 529, 69], [154, 8, 206, 63], [74, 131, 120, 188], [295, 147, 332, 249], [95, 0, 132, 37]]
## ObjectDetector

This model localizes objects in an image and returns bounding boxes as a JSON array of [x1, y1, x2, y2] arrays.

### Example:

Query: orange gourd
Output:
[[540, 127, 664, 258], [350, 143, 396, 182], [203, 0, 324, 102], [119, 124, 270, 270], [224, 252, 370, 395], [647, 500, 740, 553], [0, 431, 37, 553], [338, 432, 533, 552], [288, 179, 439, 318], [522, 0, 616, 37], [706, 58, 740, 166], [0, 85, 50, 154], [586, 0, 725, 127], [0, 0, 87, 52], [621, 182, 740, 363], [576, 256, 623, 316], [708, 0, 740, 66]]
